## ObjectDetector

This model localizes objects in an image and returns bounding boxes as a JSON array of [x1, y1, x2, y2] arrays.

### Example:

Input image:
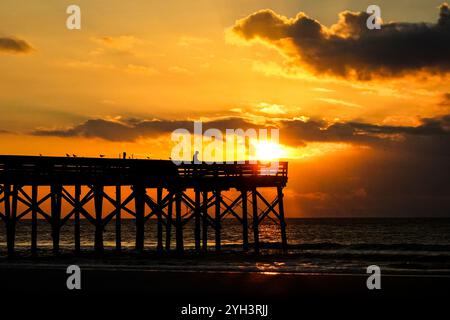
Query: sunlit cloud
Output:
[[312, 87, 335, 93], [90, 35, 145, 54], [177, 36, 212, 47], [60, 59, 159, 77], [126, 64, 159, 76], [316, 98, 362, 109], [63, 60, 116, 70], [282, 142, 352, 160], [169, 66, 191, 75], [257, 102, 287, 114]]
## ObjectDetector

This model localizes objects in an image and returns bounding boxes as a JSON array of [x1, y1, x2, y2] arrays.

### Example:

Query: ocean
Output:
[[1, 218, 450, 275]]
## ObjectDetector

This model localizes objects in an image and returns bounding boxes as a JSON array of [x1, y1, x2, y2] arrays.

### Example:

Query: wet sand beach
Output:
[[1, 264, 449, 298]]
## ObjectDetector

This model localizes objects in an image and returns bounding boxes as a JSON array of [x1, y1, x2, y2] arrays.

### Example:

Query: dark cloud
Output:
[[32, 114, 450, 155], [280, 114, 450, 157], [0, 36, 33, 54], [33, 119, 187, 142], [441, 92, 450, 106], [280, 114, 450, 142], [32, 117, 259, 142], [231, 3, 450, 79]]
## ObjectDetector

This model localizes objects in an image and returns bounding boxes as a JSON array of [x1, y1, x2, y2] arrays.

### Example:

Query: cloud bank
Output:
[[32, 117, 257, 142], [32, 114, 450, 152]]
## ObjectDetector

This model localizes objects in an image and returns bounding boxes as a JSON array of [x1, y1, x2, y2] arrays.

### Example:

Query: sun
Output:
[[253, 140, 285, 160]]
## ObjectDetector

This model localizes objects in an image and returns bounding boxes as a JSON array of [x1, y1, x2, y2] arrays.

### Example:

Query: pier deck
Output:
[[0, 155, 288, 255]]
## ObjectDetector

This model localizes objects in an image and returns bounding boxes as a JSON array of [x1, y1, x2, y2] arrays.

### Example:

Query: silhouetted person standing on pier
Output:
[[193, 150, 200, 164]]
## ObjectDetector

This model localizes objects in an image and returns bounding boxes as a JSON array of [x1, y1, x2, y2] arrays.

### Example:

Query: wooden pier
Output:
[[0, 155, 288, 255]]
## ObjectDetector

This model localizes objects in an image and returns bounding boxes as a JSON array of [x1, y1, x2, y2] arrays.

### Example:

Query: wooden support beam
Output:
[[144, 191, 173, 219], [256, 190, 280, 223], [31, 185, 38, 254], [115, 185, 122, 252], [4, 184, 15, 256], [175, 191, 184, 253], [194, 189, 201, 252], [166, 193, 173, 252], [61, 188, 95, 226], [134, 185, 145, 253], [10, 185, 19, 255], [0, 186, 5, 223], [181, 192, 196, 210], [219, 195, 243, 221], [74, 185, 81, 253], [143, 195, 158, 221], [93, 185, 104, 253], [241, 190, 249, 251], [51, 185, 62, 255], [252, 188, 259, 254], [156, 187, 163, 253], [202, 190, 208, 252], [277, 186, 288, 251], [215, 190, 221, 252]]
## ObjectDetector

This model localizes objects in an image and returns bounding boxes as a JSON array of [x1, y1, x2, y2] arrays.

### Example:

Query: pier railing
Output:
[[0, 156, 287, 188], [177, 161, 287, 178]]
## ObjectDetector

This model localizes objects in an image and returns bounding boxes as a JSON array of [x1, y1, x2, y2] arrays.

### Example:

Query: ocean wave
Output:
[[285, 242, 450, 252]]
